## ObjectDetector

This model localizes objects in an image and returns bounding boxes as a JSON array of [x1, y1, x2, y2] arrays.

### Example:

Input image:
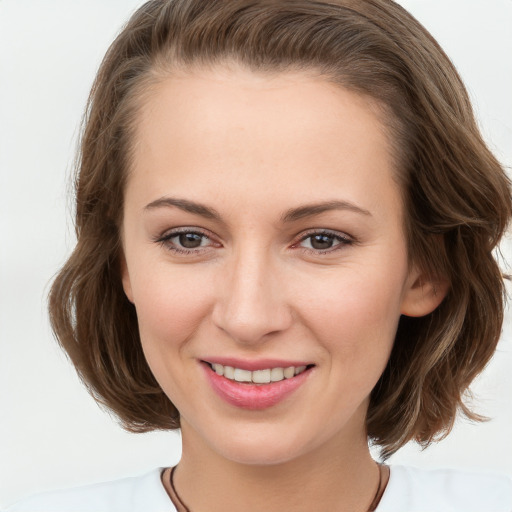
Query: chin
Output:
[[202, 422, 323, 467], [216, 441, 303, 466]]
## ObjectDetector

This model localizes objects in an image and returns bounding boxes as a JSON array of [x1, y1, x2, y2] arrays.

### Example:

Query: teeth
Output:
[[270, 367, 284, 381], [209, 363, 309, 384], [224, 366, 235, 379], [284, 366, 295, 379], [252, 369, 271, 384], [295, 365, 306, 375], [234, 368, 252, 382]]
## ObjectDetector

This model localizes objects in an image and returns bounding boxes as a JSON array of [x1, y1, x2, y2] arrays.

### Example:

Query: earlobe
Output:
[[400, 267, 449, 318], [119, 252, 134, 304]]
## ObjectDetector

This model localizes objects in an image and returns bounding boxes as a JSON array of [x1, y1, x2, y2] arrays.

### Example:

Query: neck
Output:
[[165, 423, 382, 512]]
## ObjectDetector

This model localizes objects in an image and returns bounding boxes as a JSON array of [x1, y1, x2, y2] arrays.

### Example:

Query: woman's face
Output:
[[121, 64, 439, 465]]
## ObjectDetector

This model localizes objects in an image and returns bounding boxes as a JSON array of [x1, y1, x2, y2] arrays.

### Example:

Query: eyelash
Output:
[[294, 229, 354, 254], [154, 228, 354, 256], [154, 228, 215, 255]]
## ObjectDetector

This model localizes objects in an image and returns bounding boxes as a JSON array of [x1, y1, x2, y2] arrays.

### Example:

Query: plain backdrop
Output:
[[1, 0, 511, 507]]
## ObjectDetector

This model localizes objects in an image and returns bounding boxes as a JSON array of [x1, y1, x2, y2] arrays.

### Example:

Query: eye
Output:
[[296, 230, 353, 253], [172, 232, 209, 249], [155, 228, 216, 254]]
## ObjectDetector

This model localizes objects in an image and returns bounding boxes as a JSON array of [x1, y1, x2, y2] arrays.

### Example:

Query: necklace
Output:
[[168, 463, 387, 512]]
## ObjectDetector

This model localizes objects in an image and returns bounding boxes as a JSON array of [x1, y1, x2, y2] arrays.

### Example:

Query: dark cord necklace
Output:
[[168, 463, 387, 512]]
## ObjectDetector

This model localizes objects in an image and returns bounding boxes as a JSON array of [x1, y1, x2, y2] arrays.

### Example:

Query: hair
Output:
[[49, 0, 511, 458]]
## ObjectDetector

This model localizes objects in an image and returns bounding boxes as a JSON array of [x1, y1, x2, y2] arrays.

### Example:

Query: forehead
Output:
[[128, 64, 401, 222]]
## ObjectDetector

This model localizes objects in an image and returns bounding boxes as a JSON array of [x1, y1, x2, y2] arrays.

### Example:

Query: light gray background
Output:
[[1, 0, 511, 507]]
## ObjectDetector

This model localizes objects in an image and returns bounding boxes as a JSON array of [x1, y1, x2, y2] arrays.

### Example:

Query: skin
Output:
[[121, 63, 445, 512]]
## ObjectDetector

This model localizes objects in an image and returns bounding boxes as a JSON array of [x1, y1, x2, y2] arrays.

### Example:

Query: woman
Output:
[[3, 0, 511, 510]]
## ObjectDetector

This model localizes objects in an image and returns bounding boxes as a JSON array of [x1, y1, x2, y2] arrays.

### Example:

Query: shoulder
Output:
[[2, 468, 175, 512], [377, 464, 512, 512]]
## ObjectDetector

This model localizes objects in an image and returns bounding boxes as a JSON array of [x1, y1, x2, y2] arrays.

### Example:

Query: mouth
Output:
[[203, 361, 314, 385], [201, 360, 315, 410]]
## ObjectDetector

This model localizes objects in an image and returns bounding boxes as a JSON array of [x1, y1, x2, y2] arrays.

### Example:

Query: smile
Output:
[[207, 363, 308, 384], [202, 360, 314, 410]]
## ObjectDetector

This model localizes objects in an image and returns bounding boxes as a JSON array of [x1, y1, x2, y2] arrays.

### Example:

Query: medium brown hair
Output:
[[49, 0, 511, 458]]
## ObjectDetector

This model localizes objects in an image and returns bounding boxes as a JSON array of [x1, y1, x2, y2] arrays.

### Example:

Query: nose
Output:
[[211, 248, 293, 345]]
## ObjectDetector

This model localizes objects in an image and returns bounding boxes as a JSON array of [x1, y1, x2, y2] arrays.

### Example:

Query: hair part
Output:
[[49, 0, 511, 458]]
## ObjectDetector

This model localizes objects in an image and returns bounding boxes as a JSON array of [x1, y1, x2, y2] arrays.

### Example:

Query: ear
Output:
[[400, 266, 449, 317], [119, 252, 134, 304]]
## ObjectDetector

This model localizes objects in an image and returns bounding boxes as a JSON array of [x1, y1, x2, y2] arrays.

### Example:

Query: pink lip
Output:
[[203, 357, 312, 371], [201, 362, 313, 410]]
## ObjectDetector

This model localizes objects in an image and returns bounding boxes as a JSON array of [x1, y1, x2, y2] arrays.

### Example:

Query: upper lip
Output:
[[202, 357, 313, 371]]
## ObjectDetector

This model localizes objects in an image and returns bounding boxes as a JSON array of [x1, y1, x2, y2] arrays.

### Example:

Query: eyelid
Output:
[[153, 226, 354, 256], [292, 228, 355, 253], [153, 226, 220, 254], [297, 228, 353, 240]]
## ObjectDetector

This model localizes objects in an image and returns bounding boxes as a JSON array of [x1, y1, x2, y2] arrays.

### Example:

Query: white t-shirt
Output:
[[3, 465, 512, 512]]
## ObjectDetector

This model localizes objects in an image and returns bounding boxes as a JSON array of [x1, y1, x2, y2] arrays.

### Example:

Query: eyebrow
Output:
[[144, 197, 371, 222], [281, 200, 372, 222], [144, 197, 222, 220]]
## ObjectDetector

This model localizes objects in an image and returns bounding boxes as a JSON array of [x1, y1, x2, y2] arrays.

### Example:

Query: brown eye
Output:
[[297, 231, 352, 253], [178, 232, 204, 248], [310, 234, 335, 250], [156, 229, 213, 253]]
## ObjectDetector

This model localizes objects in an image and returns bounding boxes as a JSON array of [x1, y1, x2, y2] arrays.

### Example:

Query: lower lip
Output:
[[202, 363, 312, 410]]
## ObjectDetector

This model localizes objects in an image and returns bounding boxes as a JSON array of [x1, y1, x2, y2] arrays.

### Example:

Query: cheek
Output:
[[293, 261, 407, 362], [130, 265, 214, 405], [131, 264, 213, 350]]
